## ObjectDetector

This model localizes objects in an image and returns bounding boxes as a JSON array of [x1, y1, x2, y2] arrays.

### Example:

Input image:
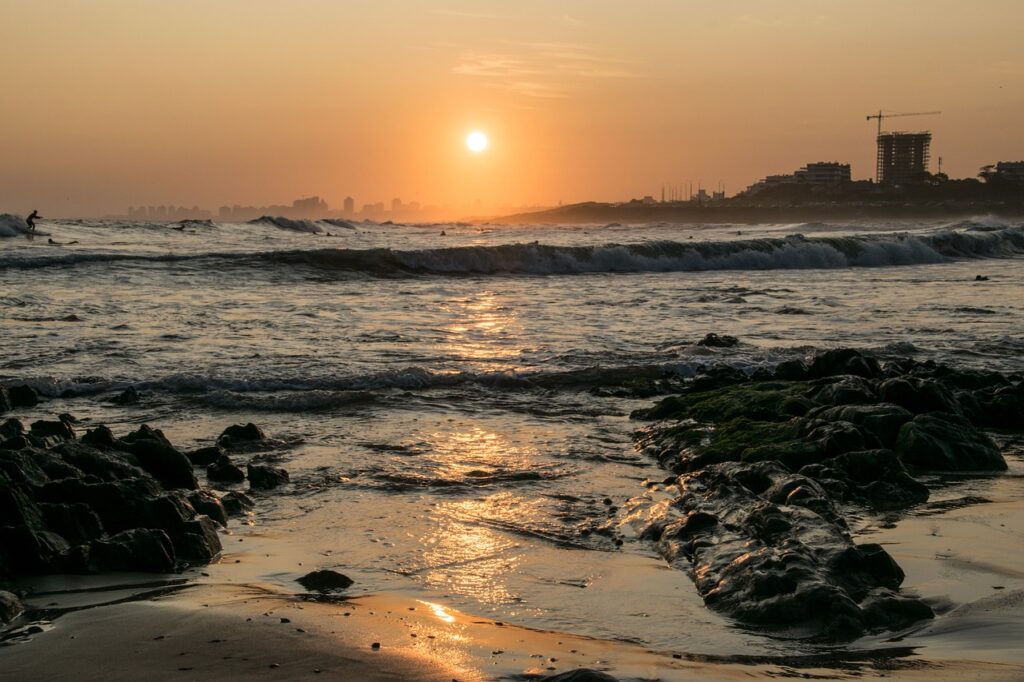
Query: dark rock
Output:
[[810, 404, 913, 448], [0, 472, 46, 528], [0, 418, 26, 441], [809, 349, 880, 380], [81, 425, 120, 449], [697, 333, 739, 348], [187, 445, 225, 466], [207, 455, 245, 483], [58, 442, 144, 481], [219, 490, 254, 516], [0, 525, 70, 576], [0, 436, 29, 451], [175, 515, 222, 565], [218, 423, 266, 448], [58, 413, 80, 425], [39, 502, 105, 545], [90, 528, 176, 573], [895, 413, 1005, 471], [690, 364, 749, 392], [808, 376, 876, 406], [121, 424, 173, 448], [126, 437, 198, 490], [110, 386, 141, 405], [7, 385, 39, 408], [0, 387, 10, 414], [247, 463, 289, 490], [187, 490, 228, 526], [774, 359, 809, 380], [542, 670, 619, 682], [30, 419, 77, 444], [878, 378, 959, 415], [0, 590, 23, 625], [297, 569, 355, 593]]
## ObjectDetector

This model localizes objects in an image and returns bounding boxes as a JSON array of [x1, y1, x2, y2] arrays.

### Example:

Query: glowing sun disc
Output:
[[466, 131, 488, 153]]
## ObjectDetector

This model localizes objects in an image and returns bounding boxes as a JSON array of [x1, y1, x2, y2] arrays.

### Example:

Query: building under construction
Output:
[[877, 131, 931, 185]]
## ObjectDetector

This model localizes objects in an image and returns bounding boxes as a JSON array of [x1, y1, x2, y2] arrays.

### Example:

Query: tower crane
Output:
[[866, 111, 941, 182], [866, 110, 941, 137]]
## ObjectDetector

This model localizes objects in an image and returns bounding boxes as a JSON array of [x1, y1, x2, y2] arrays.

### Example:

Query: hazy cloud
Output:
[[453, 42, 639, 98]]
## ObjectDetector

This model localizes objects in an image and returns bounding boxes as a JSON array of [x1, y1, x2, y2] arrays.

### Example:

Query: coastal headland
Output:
[[490, 201, 1024, 225]]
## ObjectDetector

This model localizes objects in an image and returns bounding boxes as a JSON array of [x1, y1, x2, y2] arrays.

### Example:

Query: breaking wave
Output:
[[0, 213, 30, 237], [248, 215, 324, 233], [2, 227, 1022, 276]]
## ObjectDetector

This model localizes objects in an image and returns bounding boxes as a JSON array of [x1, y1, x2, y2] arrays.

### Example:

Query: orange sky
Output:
[[2, 0, 1023, 217]]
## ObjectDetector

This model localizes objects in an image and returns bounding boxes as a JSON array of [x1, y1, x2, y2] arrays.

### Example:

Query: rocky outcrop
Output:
[[629, 349, 1021, 639], [0, 421, 227, 580]]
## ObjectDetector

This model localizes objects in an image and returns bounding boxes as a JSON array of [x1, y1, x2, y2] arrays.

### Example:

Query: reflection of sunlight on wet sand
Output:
[[422, 513, 520, 606], [419, 600, 457, 623], [440, 290, 519, 371], [414, 423, 553, 610]]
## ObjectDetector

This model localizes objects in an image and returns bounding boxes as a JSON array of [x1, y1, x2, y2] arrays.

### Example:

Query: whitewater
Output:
[[2, 215, 1023, 663]]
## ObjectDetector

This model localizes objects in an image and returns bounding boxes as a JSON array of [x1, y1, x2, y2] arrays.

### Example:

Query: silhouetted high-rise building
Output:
[[343, 196, 354, 214], [877, 132, 931, 185], [391, 198, 402, 212]]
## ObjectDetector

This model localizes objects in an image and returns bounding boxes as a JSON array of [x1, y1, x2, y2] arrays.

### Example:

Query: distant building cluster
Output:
[[217, 196, 328, 221], [743, 162, 852, 196], [127, 204, 212, 220]]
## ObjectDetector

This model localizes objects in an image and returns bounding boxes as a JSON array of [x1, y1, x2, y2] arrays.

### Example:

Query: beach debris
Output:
[[628, 348, 1022, 639], [297, 569, 354, 593]]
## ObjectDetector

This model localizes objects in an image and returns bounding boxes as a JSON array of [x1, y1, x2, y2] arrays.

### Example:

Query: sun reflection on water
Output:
[[439, 290, 520, 371]]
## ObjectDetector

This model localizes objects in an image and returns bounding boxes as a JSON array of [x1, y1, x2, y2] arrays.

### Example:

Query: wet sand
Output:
[[4, 580, 1024, 682]]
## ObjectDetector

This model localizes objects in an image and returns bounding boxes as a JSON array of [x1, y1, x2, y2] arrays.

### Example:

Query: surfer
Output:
[[26, 209, 40, 232]]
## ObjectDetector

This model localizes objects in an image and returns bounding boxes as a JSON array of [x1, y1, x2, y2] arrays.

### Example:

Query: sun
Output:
[[466, 131, 488, 153]]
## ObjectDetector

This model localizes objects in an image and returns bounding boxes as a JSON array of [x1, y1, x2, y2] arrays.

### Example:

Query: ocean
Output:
[[2, 214, 1023, 661]]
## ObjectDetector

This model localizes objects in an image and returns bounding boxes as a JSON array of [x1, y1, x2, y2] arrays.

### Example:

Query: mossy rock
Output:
[[637, 381, 815, 423], [895, 413, 1006, 471]]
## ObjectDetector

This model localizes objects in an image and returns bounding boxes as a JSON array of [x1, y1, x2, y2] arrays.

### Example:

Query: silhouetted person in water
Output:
[[26, 210, 40, 232]]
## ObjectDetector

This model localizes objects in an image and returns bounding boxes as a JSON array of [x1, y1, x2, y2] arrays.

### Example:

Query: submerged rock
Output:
[[297, 569, 354, 593], [697, 332, 739, 348], [109, 386, 141, 405]]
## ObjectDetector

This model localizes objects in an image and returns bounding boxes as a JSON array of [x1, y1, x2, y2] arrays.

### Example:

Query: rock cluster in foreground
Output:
[[0, 409, 280, 580], [628, 348, 1022, 640]]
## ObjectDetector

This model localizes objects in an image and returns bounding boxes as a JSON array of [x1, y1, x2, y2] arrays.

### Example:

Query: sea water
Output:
[[2, 215, 1022, 658]]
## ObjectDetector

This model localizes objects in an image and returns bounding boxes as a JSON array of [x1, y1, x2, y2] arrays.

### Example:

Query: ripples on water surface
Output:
[[2, 215, 1023, 656]]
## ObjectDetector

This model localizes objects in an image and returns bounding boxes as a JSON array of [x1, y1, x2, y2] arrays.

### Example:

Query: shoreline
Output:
[[4, 578, 1024, 681]]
